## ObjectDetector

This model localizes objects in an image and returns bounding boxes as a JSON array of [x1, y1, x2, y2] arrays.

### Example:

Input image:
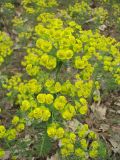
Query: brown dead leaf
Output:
[[109, 138, 120, 154], [91, 103, 107, 120], [99, 24, 107, 31], [95, 105, 107, 120], [100, 124, 110, 132], [68, 119, 80, 131]]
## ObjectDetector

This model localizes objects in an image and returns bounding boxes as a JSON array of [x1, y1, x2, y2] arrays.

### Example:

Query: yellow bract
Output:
[[12, 116, 20, 125], [0, 148, 5, 158], [37, 93, 54, 104], [47, 123, 64, 139], [54, 96, 67, 110], [0, 31, 13, 65], [0, 125, 6, 139]]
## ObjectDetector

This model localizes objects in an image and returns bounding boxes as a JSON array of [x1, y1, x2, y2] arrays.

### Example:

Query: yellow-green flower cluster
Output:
[[12, 17, 24, 27], [19, 13, 120, 86], [68, 1, 92, 24], [40, 54, 57, 70], [28, 106, 51, 121], [37, 93, 54, 104], [12, 116, 20, 125], [93, 7, 108, 24], [61, 103, 76, 120], [68, 0, 108, 28], [89, 141, 99, 158], [0, 125, 6, 139], [78, 124, 89, 139], [36, 38, 52, 53], [18, 79, 41, 95], [75, 79, 93, 98], [54, 96, 67, 111], [3, 74, 21, 91], [5, 128, 17, 141], [59, 123, 99, 158], [3, 2, 14, 10], [0, 31, 13, 65], [75, 98, 88, 115], [61, 80, 76, 97], [57, 49, 73, 60], [20, 100, 31, 111], [0, 148, 5, 158], [47, 123, 64, 139], [22, 0, 58, 14], [45, 79, 62, 93], [60, 132, 76, 156]]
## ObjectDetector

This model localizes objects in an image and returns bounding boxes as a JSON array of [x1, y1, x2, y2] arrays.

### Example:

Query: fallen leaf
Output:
[[100, 124, 110, 132], [95, 105, 107, 120], [109, 138, 120, 154], [99, 24, 107, 31], [68, 119, 80, 131]]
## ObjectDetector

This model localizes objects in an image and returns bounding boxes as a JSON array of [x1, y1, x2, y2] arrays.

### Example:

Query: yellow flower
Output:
[[75, 56, 87, 69], [57, 49, 73, 60], [0, 148, 5, 158], [91, 141, 99, 149], [47, 123, 64, 139], [54, 96, 67, 110], [75, 80, 83, 89], [75, 148, 86, 157], [33, 106, 51, 121], [73, 43, 82, 52], [0, 125, 6, 138], [47, 125, 57, 138], [89, 131, 97, 139], [54, 82, 61, 92], [41, 107, 51, 121], [4, 2, 14, 9], [20, 100, 30, 111], [46, 56, 56, 70], [37, 94, 46, 103], [45, 79, 55, 88], [40, 54, 49, 66], [61, 148, 69, 156], [78, 125, 88, 139], [27, 79, 41, 94], [80, 139, 88, 149], [61, 138, 68, 145], [33, 107, 42, 119], [12, 17, 24, 27], [36, 39, 52, 52], [89, 149, 98, 158], [56, 127, 64, 138], [79, 98, 87, 105], [45, 94, 54, 104], [12, 116, 20, 125], [69, 133, 76, 143], [62, 104, 75, 120], [0, 31, 13, 65], [16, 123, 25, 132], [66, 143, 74, 152], [79, 105, 88, 115], [6, 129, 17, 141], [62, 110, 73, 120]]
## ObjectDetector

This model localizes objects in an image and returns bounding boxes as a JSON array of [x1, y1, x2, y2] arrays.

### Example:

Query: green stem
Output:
[[89, 63, 99, 104], [39, 133, 45, 156], [56, 61, 63, 81]]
